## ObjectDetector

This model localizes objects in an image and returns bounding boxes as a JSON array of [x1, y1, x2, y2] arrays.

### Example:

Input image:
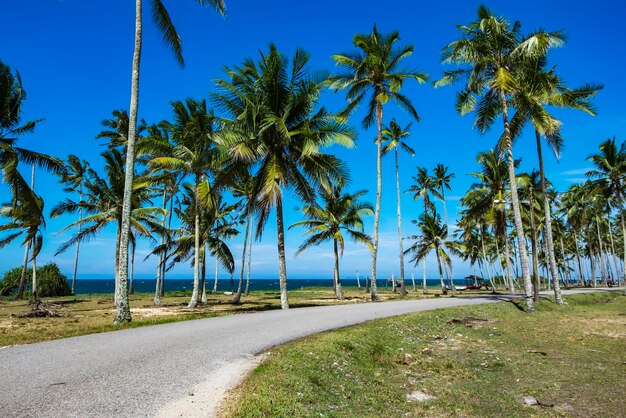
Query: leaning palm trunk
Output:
[[333, 238, 345, 300], [500, 93, 534, 312], [114, 0, 142, 324], [608, 218, 621, 283], [503, 233, 516, 294], [17, 240, 30, 300], [233, 211, 251, 304], [394, 148, 407, 296], [535, 130, 563, 304], [187, 177, 202, 308], [369, 100, 383, 302], [276, 194, 289, 309]]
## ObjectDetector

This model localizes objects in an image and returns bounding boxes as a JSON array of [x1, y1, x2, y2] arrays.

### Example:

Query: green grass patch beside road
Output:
[[222, 292, 626, 417]]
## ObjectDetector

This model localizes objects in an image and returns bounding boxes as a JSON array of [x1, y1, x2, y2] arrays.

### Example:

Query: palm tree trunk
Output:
[[394, 148, 407, 296], [575, 236, 584, 285], [212, 256, 219, 293], [188, 175, 201, 308], [160, 193, 174, 297], [435, 246, 447, 295], [244, 217, 253, 296], [500, 92, 533, 312], [608, 218, 621, 283], [16, 240, 30, 299], [480, 228, 495, 292], [201, 249, 207, 304], [276, 193, 289, 309], [370, 99, 383, 302], [71, 187, 84, 294], [535, 130, 563, 304], [529, 198, 540, 302], [595, 217, 607, 283], [154, 188, 167, 306], [114, 0, 142, 324], [617, 193, 626, 292], [333, 238, 344, 300], [356, 270, 361, 288], [30, 238, 38, 304], [503, 232, 516, 294], [129, 240, 135, 294], [411, 271, 416, 292], [422, 259, 427, 294], [233, 211, 251, 304]]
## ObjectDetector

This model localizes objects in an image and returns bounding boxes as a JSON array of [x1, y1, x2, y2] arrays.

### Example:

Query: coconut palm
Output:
[[405, 212, 459, 294], [406, 166, 441, 293], [328, 25, 428, 301], [587, 137, 626, 292], [382, 119, 414, 295], [212, 45, 355, 310], [290, 183, 373, 300], [437, 6, 564, 311], [51, 149, 164, 292], [58, 155, 94, 293], [147, 99, 222, 308], [0, 194, 45, 302], [230, 171, 255, 304], [115, 0, 226, 324], [433, 164, 454, 226], [518, 170, 545, 300]]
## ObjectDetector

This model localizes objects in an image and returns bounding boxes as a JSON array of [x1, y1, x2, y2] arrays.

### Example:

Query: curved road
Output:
[[0, 288, 612, 417]]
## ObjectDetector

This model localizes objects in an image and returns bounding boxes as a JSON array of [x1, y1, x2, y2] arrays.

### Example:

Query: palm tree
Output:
[[518, 170, 545, 301], [230, 171, 255, 304], [58, 155, 93, 293], [405, 212, 459, 294], [290, 183, 373, 300], [51, 149, 164, 297], [508, 60, 602, 305], [328, 25, 428, 302], [382, 119, 414, 295], [437, 6, 564, 312], [587, 137, 626, 292], [115, 0, 226, 324], [213, 45, 355, 310], [406, 166, 440, 293], [433, 164, 454, 226], [0, 194, 45, 302], [464, 150, 518, 293], [148, 99, 222, 308]]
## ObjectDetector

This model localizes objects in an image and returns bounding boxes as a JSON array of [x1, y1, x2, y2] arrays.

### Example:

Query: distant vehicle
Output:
[[464, 275, 487, 290]]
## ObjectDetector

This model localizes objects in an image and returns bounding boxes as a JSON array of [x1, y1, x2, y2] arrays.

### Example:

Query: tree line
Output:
[[1, 4, 622, 325]]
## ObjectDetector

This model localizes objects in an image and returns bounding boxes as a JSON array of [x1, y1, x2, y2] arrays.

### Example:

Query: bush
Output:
[[0, 263, 72, 297]]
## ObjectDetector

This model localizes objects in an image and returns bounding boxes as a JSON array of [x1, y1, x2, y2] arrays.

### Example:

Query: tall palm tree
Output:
[[213, 45, 355, 310], [115, 0, 226, 324], [464, 150, 518, 293], [406, 166, 440, 293], [382, 119, 414, 295], [148, 99, 222, 308], [290, 183, 373, 300], [433, 164, 454, 226], [587, 137, 626, 293], [58, 155, 93, 293], [508, 60, 602, 305], [329, 25, 428, 301], [51, 149, 164, 292], [437, 6, 564, 312], [230, 171, 255, 304], [518, 170, 545, 301], [405, 212, 459, 294]]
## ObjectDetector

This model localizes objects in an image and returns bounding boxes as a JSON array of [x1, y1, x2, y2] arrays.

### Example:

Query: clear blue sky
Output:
[[1, 0, 625, 280]]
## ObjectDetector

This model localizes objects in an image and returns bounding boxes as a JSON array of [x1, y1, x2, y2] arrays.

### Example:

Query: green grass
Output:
[[221, 292, 626, 418], [0, 285, 476, 346]]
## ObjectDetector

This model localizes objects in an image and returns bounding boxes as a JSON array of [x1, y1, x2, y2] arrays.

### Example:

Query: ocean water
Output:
[[71, 278, 469, 294]]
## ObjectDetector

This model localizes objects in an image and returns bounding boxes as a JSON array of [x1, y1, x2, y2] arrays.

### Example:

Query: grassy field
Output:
[[221, 291, 626, 418], [0, 285, 471, 346]]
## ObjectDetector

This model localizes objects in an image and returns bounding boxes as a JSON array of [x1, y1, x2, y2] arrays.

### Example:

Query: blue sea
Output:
[[71, 277, 469, 294]]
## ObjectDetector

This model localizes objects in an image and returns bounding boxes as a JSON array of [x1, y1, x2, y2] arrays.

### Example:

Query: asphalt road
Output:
[[0, 288, 614, 417]]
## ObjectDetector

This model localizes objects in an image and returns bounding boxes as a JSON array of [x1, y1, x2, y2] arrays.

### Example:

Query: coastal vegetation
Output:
[[0, 4, 622, 328]]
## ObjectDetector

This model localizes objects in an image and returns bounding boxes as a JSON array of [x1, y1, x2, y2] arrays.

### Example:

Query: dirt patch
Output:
[[446, 317, 495, 328], [131, 307, 180, 318]]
